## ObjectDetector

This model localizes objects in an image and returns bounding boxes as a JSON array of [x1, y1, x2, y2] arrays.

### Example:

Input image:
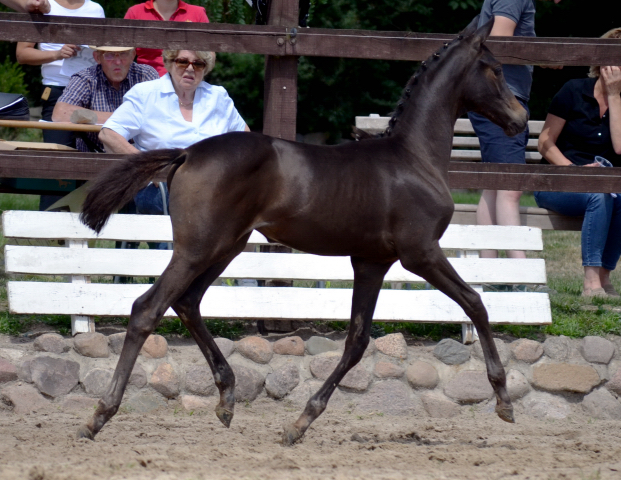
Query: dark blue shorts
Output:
[[467, 99, 530, 164]]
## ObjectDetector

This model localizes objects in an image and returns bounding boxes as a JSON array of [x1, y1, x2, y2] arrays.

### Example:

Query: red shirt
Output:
[[124, 1, 209, 76]]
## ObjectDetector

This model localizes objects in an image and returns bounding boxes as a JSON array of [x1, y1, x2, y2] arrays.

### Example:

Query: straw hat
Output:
[[89, 46, 134, 52]]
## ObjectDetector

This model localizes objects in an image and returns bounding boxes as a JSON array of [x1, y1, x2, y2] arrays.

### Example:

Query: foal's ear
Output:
[[460, 15, 480, 38], [471, 18, 494, 45]]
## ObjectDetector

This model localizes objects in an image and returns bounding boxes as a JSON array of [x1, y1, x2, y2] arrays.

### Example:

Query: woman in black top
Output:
[[535, 27, 621, 298]]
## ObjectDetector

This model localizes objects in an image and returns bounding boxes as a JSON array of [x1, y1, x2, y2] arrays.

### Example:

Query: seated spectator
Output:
[[52, 46, 158, 152], [534, 27, 621, 298], [124, 1, 209, 76], [2, 0, 50, 13], [99, 49, 249, 247]]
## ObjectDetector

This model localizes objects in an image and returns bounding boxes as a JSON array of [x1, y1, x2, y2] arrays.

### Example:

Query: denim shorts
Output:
[[467, 98, 530, 164]]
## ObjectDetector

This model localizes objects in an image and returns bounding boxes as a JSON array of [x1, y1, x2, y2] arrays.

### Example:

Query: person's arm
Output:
[[602, 66, 621, 155], [489, 15, 517, 37], [52, 102, 113, 124], [538, 113, 574, 166], [99, 128, 140, 154], [2, 0, 50, 13], [16, 41, 79, 65], [244, 124, 250, 132]]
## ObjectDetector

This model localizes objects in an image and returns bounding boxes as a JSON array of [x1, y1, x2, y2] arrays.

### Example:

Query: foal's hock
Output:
[[77, 17, 528, 444]]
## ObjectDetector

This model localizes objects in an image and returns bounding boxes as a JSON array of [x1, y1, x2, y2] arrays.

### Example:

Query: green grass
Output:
[[0, 190, 620, 340]]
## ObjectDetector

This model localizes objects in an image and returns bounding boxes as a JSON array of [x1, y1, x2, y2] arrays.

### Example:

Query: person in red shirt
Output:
[[124, 0, 209, 76]]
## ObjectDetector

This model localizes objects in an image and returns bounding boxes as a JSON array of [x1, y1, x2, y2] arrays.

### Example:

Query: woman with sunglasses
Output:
[[99, 50, 249, 248]]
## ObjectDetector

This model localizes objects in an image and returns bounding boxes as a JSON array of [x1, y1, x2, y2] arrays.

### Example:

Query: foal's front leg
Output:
[[400, 244, 513, 423], [282, 257, 393, 445]]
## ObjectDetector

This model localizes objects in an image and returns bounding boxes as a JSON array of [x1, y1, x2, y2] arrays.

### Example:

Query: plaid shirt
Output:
[[58, 63, 159, 152]]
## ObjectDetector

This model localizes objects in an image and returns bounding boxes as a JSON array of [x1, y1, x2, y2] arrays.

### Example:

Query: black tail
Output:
[[80, 148, 186, 233]]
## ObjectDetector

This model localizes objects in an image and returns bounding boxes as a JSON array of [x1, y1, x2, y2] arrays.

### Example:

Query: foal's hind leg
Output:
[[283, 257, 393, 446], [76, 255, 211, 440], [172, 235, 251, 428], [400, 244, 513, 423]]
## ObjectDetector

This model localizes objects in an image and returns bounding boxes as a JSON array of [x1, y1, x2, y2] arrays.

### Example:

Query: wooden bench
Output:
[[356, 116, 582, 232], [2, 211, 551, 343]]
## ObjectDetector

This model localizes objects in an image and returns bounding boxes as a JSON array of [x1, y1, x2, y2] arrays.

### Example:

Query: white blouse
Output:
[[103, 74, 247, 151]]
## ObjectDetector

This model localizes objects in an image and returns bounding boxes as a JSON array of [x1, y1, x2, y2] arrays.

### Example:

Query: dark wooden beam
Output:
[[262, 0, 298, 140], [2, 151, 621, 193], [2, 13, 620, 65]]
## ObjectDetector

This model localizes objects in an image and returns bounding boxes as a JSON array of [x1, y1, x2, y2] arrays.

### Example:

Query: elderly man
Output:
[[1, 0, 50, 13], [52, 45, 158, 152]]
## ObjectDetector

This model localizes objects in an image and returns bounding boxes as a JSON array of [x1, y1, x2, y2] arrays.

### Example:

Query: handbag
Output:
[[0, 92, 30, 121]]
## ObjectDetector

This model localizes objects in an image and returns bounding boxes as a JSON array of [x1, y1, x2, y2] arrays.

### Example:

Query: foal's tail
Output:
[[80, 148, 186, 233]]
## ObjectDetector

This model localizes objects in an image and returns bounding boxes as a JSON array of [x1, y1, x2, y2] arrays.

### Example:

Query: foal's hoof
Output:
[[282, 424, 303, 446], [215, 405, 234, 428], [76, 425, 94, 440], [495, 405, 515, 423]]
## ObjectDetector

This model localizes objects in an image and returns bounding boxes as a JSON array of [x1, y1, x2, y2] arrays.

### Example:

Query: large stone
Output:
[[214, 338, 235, 358], [123, 390, 167, 413], [0, 348, 24, 364], [185, 365, 216, 396], [0, 358, 17, 383], [580, 336, 615, 364], [473, 338, 511, 366], [108, 333, 126, 355], [265, 364, 300, 399], [444, 370, 493, 403], [374, 361, 405, 379], [140, 335, 168, 359], [1, 384, 50, 414], [506, 369, 530, 400], [406, 361, 439, 389], [532, 363, 600, 394], [363, 338, 377, 358], [16, 356, 34, 383], [543, 336, 573, 361], [236, 337, 273, 364], [129, 364, 148, 388], [180, 394, 212, 411], [305, 336, 339, 355], [82, 368, 113, 396], [433, 338, 470, 365], [30, 356, 80, 397], [421, 391, 461, 418], [374, 333, 408, 359], [73, 332, 109, 358], [606, 367, 621, 396], [34, 333, 68, 354], [273, 336, 305, 356], [522, 391, 571, 420], [150, 363, 180, 398], [510, 339, 543, 363], [231, 364, 264, 402], [583, 388, 621, 419], [357, 380, 416, 415], [309, 355, 371, 391]]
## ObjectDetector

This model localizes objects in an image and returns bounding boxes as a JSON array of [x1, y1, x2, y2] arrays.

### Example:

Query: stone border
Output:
[[2, 331, 621, 420]]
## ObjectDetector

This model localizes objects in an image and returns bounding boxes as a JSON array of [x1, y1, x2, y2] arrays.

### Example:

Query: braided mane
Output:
[[355, 35, 462, 141]]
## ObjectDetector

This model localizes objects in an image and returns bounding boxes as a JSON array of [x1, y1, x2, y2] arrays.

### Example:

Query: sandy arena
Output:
[[1, 397, 620, 480]]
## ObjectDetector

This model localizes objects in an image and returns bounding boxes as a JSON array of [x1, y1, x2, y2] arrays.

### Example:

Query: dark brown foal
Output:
[[78, 16, 527, 444]]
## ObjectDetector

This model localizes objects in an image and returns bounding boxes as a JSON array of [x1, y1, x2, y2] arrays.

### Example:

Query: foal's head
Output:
[[454, 17, 529, 137]]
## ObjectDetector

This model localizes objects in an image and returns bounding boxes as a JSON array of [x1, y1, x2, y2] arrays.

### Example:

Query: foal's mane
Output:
[[355, 34, 463, 141]]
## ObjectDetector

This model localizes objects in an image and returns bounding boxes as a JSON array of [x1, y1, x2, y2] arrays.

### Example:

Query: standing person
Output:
[[16, 0, 105, 149], [1, 0, 50, 13], [535, 28, 621, 298], [468, 0, 562, 259], [124, 1, 209, 77]]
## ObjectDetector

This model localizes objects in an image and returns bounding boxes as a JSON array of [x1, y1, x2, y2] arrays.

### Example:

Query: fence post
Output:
[[456, 249, 480, 344], [67, 239, 94, 335]]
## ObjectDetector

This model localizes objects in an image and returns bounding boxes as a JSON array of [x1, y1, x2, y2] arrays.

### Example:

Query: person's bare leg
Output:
[[583, 266, 605, 296], [495, 190, 526, 259], [477, 189, 498, 258], [599, 268, 620, 296]]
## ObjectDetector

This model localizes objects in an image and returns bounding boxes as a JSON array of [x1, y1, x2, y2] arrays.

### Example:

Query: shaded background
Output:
[[0, 0, 616, 141]]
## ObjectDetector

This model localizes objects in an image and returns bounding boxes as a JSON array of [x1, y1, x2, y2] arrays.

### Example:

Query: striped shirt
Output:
[[58, 63, 159, 152]]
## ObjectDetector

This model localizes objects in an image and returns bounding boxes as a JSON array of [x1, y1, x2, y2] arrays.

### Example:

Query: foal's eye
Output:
[[493, 66, 502, 76]]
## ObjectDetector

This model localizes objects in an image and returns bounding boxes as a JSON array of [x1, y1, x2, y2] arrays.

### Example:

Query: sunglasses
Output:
[[102, 51, 133, 61], [173, 58, 207, 71]]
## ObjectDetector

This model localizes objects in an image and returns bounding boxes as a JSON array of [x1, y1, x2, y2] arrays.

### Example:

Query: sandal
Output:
[[582, 287, 607, 298], [603, 285, 621, 298]]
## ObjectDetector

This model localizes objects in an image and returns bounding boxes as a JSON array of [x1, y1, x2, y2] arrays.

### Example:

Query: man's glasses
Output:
[[173, 58, 207, 71], [102, 51, 133, 61]]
